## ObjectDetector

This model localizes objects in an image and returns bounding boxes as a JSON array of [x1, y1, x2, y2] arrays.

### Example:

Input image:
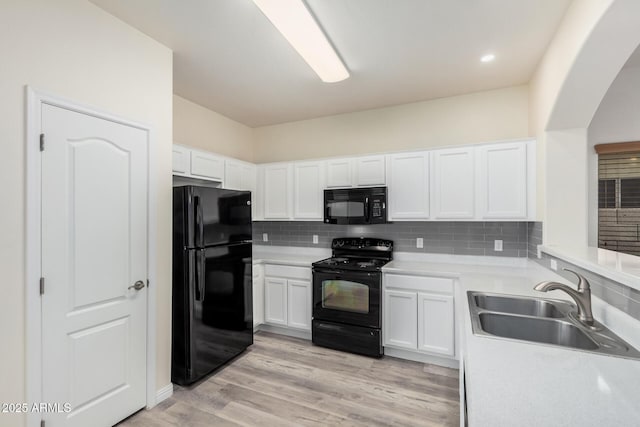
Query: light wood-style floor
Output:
[[118, 332, 460, 426]]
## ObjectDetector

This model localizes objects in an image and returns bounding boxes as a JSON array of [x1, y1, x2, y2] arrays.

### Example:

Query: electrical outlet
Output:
[[262, 233, 268, 242], [313, 235, 319, 244], [416, 237, 424, 248], [494, 240, 503, 252], [550, 259, 558, 271]]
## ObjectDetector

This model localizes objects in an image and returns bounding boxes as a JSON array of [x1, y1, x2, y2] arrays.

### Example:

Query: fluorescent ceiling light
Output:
[[480, 54, 496, 63], [252, 0, 349, 83]]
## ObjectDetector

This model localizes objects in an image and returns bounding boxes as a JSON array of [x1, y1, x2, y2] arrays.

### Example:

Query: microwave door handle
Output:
[[365, 197, 370, 222]]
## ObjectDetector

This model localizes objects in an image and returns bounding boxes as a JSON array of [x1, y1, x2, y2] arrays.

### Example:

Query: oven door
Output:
[[312, 269, 381, 328]]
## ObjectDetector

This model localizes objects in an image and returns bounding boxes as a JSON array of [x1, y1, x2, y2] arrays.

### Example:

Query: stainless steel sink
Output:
[[478, 312, 598, 350], [474, 294, 566, 318], [468, 291, 640, 359]]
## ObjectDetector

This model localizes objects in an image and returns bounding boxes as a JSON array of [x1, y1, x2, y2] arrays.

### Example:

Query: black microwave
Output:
[[324, 187, 387, 224]]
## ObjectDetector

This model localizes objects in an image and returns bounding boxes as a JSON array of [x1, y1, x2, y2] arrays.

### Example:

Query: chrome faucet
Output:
[[534, 269, 594, 326]]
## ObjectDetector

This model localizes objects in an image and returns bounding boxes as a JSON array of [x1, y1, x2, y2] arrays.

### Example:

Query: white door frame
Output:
[[25, 87, 158, 427]]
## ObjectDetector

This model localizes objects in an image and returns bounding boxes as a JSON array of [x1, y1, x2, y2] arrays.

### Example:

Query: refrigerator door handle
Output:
[[195, 249, 206, 302], [194, 195, 204, 248]]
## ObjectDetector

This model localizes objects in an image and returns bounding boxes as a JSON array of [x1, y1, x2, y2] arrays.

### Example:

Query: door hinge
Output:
[[39, 133, 45, 151], [40, 277, 45, 295], [147, 279, 150, 288]]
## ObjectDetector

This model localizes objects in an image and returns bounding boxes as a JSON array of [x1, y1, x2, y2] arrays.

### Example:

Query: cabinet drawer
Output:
[[264, 264, 311, 280], [385, 274, 453, 294]]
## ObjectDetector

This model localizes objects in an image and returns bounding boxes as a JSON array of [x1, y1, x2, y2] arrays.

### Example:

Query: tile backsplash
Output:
[[253, 221, 543, 258], [536, 253, 640, 321]]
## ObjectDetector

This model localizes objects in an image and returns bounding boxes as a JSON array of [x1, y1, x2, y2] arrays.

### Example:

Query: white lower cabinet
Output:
[[263, 264, 312, 331], [417, 292, 455, 356], [252, 263, 264, 328], [265, 277, 288, 326], [383, 274, 455, 358], [384, 290, 418, 349], [287, 280, 312, 330]]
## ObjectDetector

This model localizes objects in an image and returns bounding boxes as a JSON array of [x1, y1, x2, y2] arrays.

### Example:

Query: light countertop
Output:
[[252, 244, 330, 267], [541, 245, 640, 291]]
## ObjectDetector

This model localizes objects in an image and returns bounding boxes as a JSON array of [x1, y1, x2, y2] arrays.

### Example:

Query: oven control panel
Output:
[[331, 237, 393, 251]]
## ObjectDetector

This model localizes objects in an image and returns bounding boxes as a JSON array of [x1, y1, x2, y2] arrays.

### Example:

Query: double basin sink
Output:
[[468, 292, 640, 359]]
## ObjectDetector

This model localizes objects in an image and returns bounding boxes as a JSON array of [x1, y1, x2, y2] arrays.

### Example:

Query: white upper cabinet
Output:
[[432, 148, 475, 219], [477, 141, 529, 219], [190, 149, 224, 181], [263, 163, 293, 219], [172, 145, 190, 175], [387, 152, 430, 220], [225, 159, 256, 192], [355, 155, 386, 186], [326, 158, 353, 188], [326, 155, 386, 188], [293, 161, 325, 220]]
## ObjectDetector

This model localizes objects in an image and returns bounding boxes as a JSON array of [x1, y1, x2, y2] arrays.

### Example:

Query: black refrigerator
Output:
[[172, 185, 253, 386]]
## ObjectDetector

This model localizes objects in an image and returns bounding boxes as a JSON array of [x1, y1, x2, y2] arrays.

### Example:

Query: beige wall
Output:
[[528, 0, 614, 224], [528, 0, 640, 246], [0, 1, 173, 426], [174, 95, 254, 163], [253, 85, 530, 163]]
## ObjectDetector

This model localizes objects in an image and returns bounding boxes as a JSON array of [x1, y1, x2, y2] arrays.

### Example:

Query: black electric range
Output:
[[311, 237, 393, 358]]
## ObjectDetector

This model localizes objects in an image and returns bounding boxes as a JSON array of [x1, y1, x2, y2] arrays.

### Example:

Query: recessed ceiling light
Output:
[[252, 0, 349, 83], [481, 54, 496, 63]]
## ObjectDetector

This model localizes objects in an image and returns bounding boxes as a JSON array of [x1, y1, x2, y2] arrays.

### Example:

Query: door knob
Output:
[[128, 280, 146, 291]]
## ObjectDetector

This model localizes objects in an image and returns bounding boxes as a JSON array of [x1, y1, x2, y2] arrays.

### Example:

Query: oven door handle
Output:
[[313, 269, 373, 277]]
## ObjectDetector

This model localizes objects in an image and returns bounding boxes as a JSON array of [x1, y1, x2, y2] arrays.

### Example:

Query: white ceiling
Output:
[[91, 0, 573, 127]]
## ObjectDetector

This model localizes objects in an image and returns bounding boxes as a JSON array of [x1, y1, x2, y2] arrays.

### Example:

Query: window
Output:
[[596, 147, 640, 256], [598, 179, 615, 208]]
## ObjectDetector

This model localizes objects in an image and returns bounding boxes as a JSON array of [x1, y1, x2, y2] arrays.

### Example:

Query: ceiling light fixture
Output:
[[481, 54, 496, 63], [252, 0, 349, 83]]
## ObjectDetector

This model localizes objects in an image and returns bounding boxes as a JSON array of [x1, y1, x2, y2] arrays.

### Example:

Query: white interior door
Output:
[[41, 104, 148, 427]]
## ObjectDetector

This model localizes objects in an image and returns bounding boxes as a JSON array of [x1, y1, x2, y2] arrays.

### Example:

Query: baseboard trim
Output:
[[155, 383, 174, 405], [257, 324, 312, 340], [384, 347, 459, 369]]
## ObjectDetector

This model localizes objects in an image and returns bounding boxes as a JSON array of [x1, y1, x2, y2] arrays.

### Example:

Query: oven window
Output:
[[321, 280, 369, 313], [327, 201, 364, 218]]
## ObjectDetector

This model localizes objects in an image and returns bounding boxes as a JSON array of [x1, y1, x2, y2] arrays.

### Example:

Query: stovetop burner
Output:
[[312, 237, 393, 272]]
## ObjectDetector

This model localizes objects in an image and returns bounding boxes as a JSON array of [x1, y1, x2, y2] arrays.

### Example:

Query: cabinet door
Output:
[[477, 142, 528, 219], [432, 148, 475, 218], [190, 149, 224, 181], [417, 292, 454, 356], [287, 280, 312, 330], [388, 152, 430, 220], [224, 159, 243, 190], [172, 145, 191, 175], [356, 155, 386, 186], [293, 161, 325, 220], [252, 264, 264, 328], [383, 290, 417, 349], [264, 277, 288, 326], [326, 158, 353, 188], [263, 163, 292, 219], [241, 163, 257, 194], [224, 160, 256, 192]]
